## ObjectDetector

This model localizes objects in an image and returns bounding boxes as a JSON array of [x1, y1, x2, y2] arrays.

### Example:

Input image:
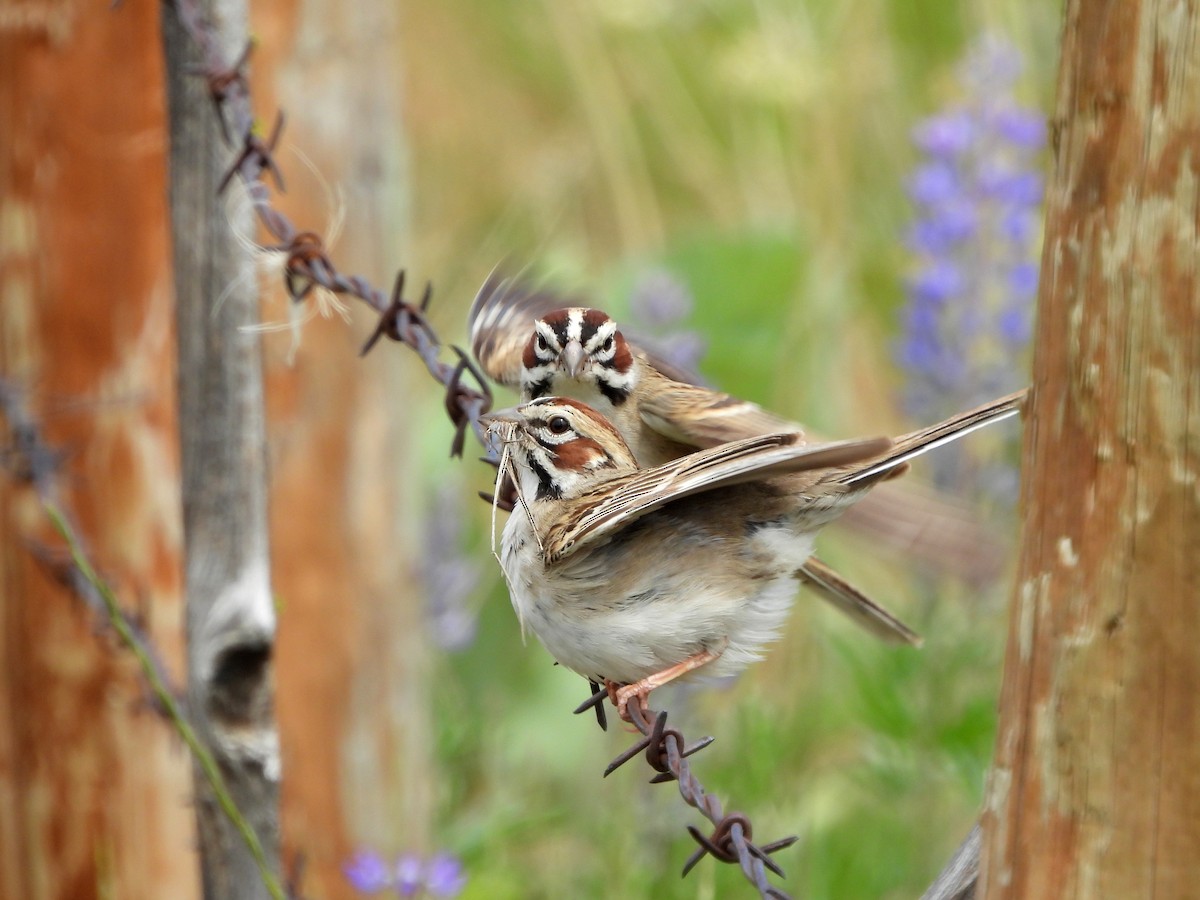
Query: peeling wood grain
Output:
[[980, 1, 1200, 897]]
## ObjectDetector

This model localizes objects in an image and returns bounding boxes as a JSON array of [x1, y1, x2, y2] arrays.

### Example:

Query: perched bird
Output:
[[469, 273, 1020, 649], [484, 391, 1024, 717], [468, 273, 1014, 584]]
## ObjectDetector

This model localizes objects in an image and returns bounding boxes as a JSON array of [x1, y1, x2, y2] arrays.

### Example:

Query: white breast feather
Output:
[[500, 508, 816, 685]]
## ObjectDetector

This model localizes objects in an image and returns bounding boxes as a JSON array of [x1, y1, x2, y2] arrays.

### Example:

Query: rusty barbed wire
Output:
[[0, 380, 182, 708], [169, 0, 493, 460], [164, 0, 799, 894], [575, 685, 798, 899]]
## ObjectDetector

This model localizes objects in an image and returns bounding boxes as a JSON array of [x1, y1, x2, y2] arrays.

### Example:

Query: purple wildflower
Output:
[[344, 850, 393, 894], [395, 854, 424, 897], [625, 267, 707, 375], [914, 111, 976, 156], [908, 261, 964, 305], [899, 36, 1044, 411], [898, 35, 1045, 497], [344, 850, 467, 898], [994, 108, 1047, 148], [908, 162, 961, 206], [425, 853, 468, 897]]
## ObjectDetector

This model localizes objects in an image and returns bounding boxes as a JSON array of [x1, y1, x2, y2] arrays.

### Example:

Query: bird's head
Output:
[[520, 308, 637, 407], [483, 396, 637, 501]]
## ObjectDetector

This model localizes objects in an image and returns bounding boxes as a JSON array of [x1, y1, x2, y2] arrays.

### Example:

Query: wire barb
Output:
[[594, 694, 797, 898], [273, 231, 333, 302], [573, 682, 608, 731], [187, 38, 253, 143], [218, 110, 286, 195], [444, 347, 494, 458]]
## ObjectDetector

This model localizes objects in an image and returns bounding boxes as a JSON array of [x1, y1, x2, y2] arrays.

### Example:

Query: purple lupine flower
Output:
[[914, 111, 976, 156], [425, 853, 468, 897], [625, 267, 707, 376], [994, 108, 1047, 148], [394, 854, 424, 897], [344, 850, 393, 893], [898, 36, 1045, 497], [345, 850, 468, 898]]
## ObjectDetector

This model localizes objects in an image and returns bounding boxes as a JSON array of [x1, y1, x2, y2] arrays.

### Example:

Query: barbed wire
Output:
[[172, 0, 494, 459], [576, 686, 797, 898]]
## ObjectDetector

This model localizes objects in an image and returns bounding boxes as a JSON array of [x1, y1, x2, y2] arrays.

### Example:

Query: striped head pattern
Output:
[[499, 397, 637, 501], [521, 308, 637, 406]]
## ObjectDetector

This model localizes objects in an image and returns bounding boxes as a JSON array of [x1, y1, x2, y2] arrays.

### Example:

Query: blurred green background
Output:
[[381, 1, 1060, 897]]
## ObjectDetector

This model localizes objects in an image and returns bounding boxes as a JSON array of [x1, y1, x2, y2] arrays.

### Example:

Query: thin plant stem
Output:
[[42, 502, 286, 900]]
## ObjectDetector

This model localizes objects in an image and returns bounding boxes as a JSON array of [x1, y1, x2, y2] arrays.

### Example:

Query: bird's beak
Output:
[[480, 406, 522, 429], [562, 339, 586, 378], [480, 408, 523, 458]]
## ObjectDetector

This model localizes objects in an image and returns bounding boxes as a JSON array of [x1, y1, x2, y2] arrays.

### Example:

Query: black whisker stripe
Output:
[[597, 379, 629, 406], [528, 457, 562, 500], [526, 376, 552, 398]]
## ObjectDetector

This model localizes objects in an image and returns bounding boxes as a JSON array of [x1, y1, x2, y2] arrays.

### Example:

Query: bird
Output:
[[468, 272, 1022, 648], [483, 391, 1024, 718], [469, 275, 794, 467], [467, 272, 1015, 585]]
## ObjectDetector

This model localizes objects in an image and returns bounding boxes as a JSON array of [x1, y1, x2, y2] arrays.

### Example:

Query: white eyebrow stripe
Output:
[[533, 320, 558, 347]]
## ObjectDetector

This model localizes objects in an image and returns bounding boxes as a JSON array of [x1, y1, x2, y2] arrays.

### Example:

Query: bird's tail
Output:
[[796, 557, 922, 645]]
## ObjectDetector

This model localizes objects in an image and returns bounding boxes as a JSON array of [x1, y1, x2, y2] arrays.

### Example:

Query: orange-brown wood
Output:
[[981, 2, 1200, 896], [250, 3, 433, 896], [0, 4, 198, 898]]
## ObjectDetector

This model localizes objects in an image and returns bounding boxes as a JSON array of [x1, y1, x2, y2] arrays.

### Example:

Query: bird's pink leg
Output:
[[606, 645, 724, 721]]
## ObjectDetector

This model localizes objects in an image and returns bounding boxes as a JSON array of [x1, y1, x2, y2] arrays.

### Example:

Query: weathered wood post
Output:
[[981, 3, 1200, 897]]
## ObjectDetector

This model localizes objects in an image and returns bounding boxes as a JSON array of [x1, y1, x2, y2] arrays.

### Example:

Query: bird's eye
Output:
[[601, 335, 615, 352], [536, 333, 550, 352], [548, 415, 571, 435]]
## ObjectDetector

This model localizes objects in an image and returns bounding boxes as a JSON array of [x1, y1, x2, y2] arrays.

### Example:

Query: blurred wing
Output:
[[468, 269, 589, 386], [543, 433, 891, 562], [624, 341, 708, 387], [637, 365, 807, 448]]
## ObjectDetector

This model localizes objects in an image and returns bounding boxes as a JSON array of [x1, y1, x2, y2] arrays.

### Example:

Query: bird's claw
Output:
[[606, 678, 651, 722]]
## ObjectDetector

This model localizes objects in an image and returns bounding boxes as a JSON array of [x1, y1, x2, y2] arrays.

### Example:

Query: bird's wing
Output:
[[636, 364, 807, 448], [542, 433, 891, 562], [468, 269, 589, 386]]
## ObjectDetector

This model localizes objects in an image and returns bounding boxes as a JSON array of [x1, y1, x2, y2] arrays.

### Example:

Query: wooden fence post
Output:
[[981, 3, 1200, 896]]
